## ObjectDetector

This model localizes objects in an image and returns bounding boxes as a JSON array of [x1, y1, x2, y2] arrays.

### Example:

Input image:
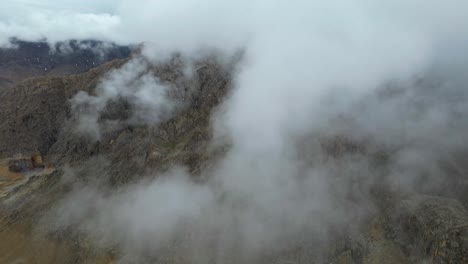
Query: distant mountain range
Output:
[[0, 39, 132, 88]]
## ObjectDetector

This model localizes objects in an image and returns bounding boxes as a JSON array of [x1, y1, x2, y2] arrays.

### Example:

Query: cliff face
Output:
[[47, 55, 232, 184]]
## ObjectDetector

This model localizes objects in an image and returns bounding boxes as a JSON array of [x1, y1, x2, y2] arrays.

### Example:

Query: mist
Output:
[[71, 56, 179, 139], [16, 0, 468, 262]]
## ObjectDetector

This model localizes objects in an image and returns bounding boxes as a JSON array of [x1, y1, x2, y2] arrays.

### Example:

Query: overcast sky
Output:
[[0, 0, 119, 45]]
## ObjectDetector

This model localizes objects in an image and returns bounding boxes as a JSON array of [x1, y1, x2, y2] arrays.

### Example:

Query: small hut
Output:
[[31, 150, 44, 169]]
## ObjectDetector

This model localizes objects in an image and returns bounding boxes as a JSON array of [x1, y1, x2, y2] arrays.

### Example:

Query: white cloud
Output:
[[0, 0, 120, 44]]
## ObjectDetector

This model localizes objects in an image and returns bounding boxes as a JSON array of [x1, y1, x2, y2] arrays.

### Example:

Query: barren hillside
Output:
[[0, 42, 468, 263]]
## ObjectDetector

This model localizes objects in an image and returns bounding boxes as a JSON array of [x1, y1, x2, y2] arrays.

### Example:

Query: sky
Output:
[[0, 0, 119, 44]]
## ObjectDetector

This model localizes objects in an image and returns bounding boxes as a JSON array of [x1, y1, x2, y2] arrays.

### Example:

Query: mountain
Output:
[[0, 42, 467, 264]]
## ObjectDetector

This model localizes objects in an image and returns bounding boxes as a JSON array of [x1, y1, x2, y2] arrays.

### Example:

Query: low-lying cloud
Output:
[[71, 57, 177, 139]]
